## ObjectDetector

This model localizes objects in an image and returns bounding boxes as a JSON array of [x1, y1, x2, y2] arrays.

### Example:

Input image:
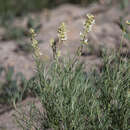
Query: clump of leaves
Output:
[[0, 65, 28, 105], [1, 15, 41, 41]]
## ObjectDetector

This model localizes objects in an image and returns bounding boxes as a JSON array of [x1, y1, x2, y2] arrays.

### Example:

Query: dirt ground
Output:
[[0, 2, 129, 130]]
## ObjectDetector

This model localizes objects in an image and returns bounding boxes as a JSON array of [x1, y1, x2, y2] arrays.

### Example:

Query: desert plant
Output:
[[14, 16, 130, 130]]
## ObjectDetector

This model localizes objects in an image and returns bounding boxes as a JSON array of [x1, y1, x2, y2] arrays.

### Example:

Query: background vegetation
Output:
[[0, 0, 99, 17], [0, 0, 129, 18]]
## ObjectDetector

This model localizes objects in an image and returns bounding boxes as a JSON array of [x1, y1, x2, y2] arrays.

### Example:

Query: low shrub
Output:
[[14, 14, 130, 130]]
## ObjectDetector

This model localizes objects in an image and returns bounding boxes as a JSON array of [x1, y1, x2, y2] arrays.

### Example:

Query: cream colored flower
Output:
[[84, 39, 88, 45], [50, 38, 55, 47], [57, 50, 61, 57], [57, 22, 67, 42], [30, 28, 42, 58], [80, 14, 95, 45], [126, 20, 130, 25]]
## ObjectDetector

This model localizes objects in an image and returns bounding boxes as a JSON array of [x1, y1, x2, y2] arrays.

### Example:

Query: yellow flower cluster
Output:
[[50, 22, 67, 59], [83, 14, 95, 33], [49, 14, 95, 58], [77, 14, 95, 56], [80, 14, 95, 45], [50, 38, 57, 58], [126, 20, 130, 25], [50, 38, 61, 59], [30, 28, 42, 58], [50, 38, 55, 47], [57, 22, 67, 42]]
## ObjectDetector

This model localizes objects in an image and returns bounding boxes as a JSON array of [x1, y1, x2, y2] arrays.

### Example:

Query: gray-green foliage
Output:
[[120, 0, 129, 9], [15, 50, 130, 129]]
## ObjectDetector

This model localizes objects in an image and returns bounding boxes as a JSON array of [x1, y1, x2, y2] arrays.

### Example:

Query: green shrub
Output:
[[14, 15, 130, 130], [15, 51, 130, 130]]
